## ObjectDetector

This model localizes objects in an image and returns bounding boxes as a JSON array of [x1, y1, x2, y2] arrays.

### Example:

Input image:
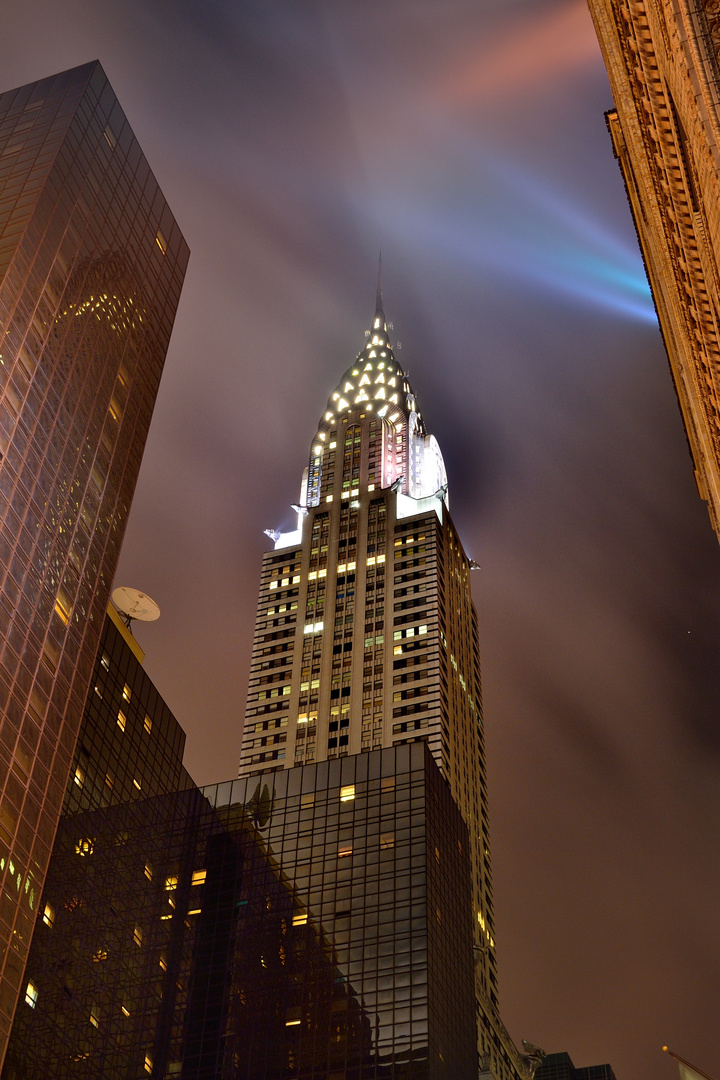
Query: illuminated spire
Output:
[[375, 252, 384, 327], [297, 271, 449, 510]]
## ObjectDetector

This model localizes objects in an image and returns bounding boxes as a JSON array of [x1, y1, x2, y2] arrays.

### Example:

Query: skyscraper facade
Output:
[[587, 0, 720, 540], [239, 291, 528, 1079], [6, 744, 478, 1080], [64, 606, 193, 817], [5, 598, 478, 1080], [0, 62, 188, 1055]]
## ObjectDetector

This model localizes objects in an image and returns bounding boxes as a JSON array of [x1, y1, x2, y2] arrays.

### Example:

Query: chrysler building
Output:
[[239, 282, 536, 1080]]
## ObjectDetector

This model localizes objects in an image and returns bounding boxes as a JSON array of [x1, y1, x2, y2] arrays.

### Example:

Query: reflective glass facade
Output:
[[4, 787, 216, 1080], [0, 61, 188, 1054], [64, 608, 194, 815], [6, 744, 476, 1080], [205, 743, 477, 1079]]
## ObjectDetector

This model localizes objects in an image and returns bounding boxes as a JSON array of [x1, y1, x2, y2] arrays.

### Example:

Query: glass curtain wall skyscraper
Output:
[[239, 287, 529, 1080], [0, 62, 188, 1058]]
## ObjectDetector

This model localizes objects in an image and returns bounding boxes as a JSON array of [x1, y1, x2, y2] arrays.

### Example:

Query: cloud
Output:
[[440, 1, 603, 104]]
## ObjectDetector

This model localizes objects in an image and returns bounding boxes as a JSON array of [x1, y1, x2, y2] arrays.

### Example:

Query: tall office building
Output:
[[239, 290, 531, 1080], [587, 0, 720, 540], [7, 744, 478, 1080], [64, 605, 194, 817], [5, 589, 478, 1079], [0, 61, 188, 1056]]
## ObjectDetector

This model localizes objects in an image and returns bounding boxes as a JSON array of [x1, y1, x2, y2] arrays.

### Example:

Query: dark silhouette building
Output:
[[204, 743, 478, 1079], [7, 744, 477, 1080], [0, 60, 188, 1053], [4, 598, 476, 1079], [534, 1052, 617, 1080], [64, 606, 193, 816]]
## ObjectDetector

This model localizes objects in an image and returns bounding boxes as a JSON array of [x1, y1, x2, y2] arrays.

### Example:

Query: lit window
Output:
[[380, 833, 395, 849], [117, 711, 126, 732], [53, 598, 70, 625], [285, 1019, 301, 1027], [73, 766, 84, 788], [155, 228, 167, 254], [121, 1004, 130, 1017], [144, 863, 152, 881], [340, 785, 355, 802], [325, 495, 333, 503], [101, 653, 110, 670], [191, 870, 206, 886], [92, 948, 108, 962], [143, 714, 152, 734], [90, 1006, 100, 1028], [75, 838, 94, 857], [159, 954, 168, 971], [144, 1053, 153, 1074], [105, 773, 114, 789], [165, 876, 178, 891], [292, 913, 308, 926], [338, 845, 352, 858], [42, 903, 54, 928], [24, 981, 38, 1008], [187, 908, 202, 916], [122, 683, 131, 702], [133, 926, 143, 946], [133, 778, 141, 791]]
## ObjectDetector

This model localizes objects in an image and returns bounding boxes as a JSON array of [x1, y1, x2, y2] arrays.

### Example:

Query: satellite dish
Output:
[[112, 587, 161, 628]]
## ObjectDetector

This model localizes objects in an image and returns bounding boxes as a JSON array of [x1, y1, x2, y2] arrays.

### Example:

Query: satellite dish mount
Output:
[[111, 587, 161, 633]]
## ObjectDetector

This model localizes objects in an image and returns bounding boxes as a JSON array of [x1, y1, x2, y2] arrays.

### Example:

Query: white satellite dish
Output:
[[112, 586, 161, 628]]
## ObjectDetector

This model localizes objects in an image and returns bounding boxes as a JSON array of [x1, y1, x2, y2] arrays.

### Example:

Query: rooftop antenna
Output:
[[112, 586, 161, 632]]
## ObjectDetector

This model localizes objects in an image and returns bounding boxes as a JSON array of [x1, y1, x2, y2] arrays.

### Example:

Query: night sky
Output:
[[2, 3, 719, 1079]]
